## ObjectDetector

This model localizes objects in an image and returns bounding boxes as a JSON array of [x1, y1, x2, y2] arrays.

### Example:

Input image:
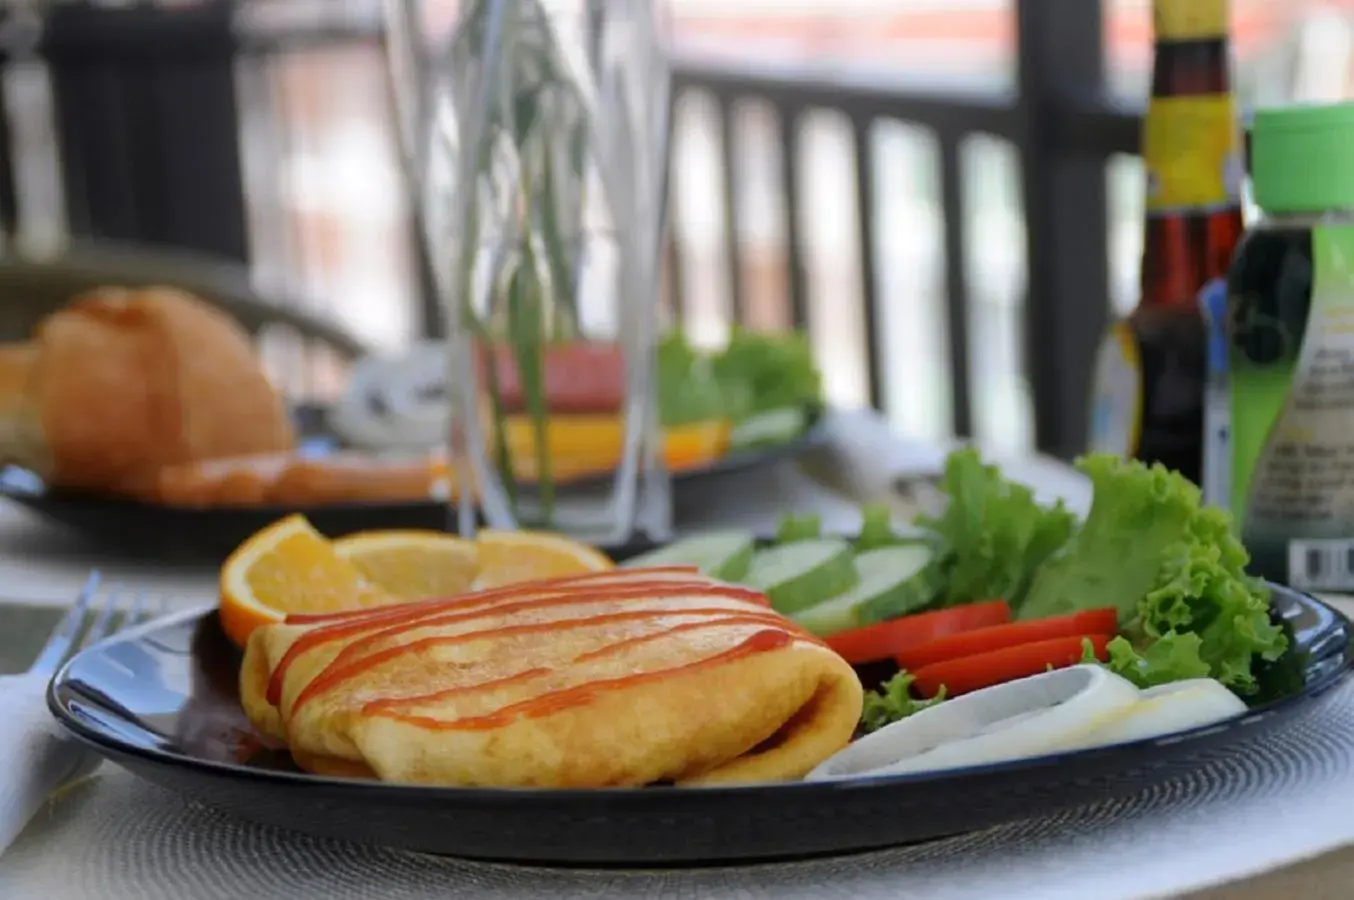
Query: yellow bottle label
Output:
[[1154, 0, 1228, 41], [1143, 95, 1243, 212]]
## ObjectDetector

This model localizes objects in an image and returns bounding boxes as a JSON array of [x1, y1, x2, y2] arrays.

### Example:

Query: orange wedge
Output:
[[218, 514, 390, 648], [333, 531, 480, 602], [473, 529, 615, 589]]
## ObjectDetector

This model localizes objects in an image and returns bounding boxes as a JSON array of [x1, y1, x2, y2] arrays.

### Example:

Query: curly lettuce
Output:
[[861, 672, 947, 733], [1024, 454, 1286, 694], [914, 448, 1078, 610]]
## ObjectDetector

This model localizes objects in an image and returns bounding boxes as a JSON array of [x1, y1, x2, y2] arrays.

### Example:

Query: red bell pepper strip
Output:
[[824, 600, 1011, 665], [894, 608, 1119, 671], [910, 633, 1112, 698]]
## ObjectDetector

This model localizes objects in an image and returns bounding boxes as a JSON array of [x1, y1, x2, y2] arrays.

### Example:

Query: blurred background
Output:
[[0, 0, 1346, 458]]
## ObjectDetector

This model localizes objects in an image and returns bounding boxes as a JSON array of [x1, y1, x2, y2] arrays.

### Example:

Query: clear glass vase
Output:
[[385, 0, 672, 546]]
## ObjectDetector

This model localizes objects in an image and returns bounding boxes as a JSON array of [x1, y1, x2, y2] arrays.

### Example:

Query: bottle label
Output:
[[1088, 322, 1142, 459], [1200, 277, 1230, 509], [1289, 539, 1354, 591], [1233, 225, 1354, 588], [1154, 0, 1228, 41], [1144, 96, 1244, 213]]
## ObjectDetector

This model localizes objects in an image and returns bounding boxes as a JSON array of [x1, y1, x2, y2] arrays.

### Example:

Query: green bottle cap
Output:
[[1252, 102, 1354, 213]]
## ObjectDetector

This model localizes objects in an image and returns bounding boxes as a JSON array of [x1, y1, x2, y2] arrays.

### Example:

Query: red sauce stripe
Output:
[[285, 565, 704, 625], [290, 603, 780, 714], [311, 580, 768, 690], [359, 666, 555, 716], [365, 629, 793, 731], [265, 574, 755, 706], [271, 571, 719, 685], [364, 613, 794, 715], [570, 614, 793, 664]]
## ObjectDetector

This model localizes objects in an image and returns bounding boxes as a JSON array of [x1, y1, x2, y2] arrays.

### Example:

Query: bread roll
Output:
[[0, 286, 295, 493]]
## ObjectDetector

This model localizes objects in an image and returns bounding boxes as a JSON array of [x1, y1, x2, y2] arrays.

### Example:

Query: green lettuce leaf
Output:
[[861, 671, 946, 733], [1090, 633, 1212, 688], [914, 448, 1078, 610], [657, 332, 725, 426], [711, 327, 823, 421], [1024, 454, 1287, 693]]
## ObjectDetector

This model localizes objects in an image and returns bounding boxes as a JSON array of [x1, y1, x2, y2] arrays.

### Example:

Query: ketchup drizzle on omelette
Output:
[[370, 630, 792, 732], [263, 569, 818, 733], [266, 576, 764, 706]]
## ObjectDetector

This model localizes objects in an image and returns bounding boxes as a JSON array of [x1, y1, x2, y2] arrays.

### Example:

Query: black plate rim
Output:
[[48, 584, 1354, 806], [1, 408, 832, 521]]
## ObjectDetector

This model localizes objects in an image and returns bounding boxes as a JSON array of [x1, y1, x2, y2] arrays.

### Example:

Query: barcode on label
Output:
[[1288, 539, 1354, 590]]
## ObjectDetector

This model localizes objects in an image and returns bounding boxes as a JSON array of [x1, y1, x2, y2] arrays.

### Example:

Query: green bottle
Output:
[[1229, 101, 1354, 590]]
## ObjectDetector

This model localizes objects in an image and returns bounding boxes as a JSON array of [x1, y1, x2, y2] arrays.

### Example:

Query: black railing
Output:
[[0, 0, 1148, 461], [669, 0, 1142, 457]]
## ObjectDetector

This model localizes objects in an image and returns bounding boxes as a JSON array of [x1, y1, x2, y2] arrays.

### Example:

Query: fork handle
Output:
[[0, 674, 102, 855]]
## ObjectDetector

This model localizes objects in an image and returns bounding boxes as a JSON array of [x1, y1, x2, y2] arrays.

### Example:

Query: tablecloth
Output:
[[4, 671, 1354, 900]]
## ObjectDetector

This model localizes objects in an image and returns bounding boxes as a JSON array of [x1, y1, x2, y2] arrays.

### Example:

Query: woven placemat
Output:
[[2, 678, 1353, 900]]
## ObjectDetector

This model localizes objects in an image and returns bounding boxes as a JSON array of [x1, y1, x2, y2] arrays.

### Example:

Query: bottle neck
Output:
[[1151, 0, 1232, 97], [1151, 37, 1231, 97], [1138, 0, 1243, 312]]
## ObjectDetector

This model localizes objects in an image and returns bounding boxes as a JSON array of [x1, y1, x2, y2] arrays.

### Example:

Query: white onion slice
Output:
[[1076, 678, 1246, 749], [330, 343, 447, 452], [808, 665, 1142, 781]]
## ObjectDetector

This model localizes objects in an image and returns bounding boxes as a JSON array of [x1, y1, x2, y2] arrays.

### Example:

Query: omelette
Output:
[[239, 566, 863, 787]]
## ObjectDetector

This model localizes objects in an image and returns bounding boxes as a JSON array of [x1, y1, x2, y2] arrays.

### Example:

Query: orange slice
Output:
[[218, 514, 390, 648], [332, 530, 480, 602], [473, 529, 615, 589]]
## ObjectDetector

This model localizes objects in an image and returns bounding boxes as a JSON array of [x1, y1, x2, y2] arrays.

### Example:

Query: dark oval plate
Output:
[[48, 583, 1353, 866], [1, 409, 830, 561]]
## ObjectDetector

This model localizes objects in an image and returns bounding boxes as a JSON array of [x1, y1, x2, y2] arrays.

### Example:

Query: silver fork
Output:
[[27, 571, 148, 677], [1, 572, 154, 855]]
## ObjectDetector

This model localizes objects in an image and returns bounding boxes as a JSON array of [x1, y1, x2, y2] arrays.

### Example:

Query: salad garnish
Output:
[[861, 673, 946, 734], [627, 448, 1291, 736], [1020, 454, 1286, 693], [657, 328, 824, 431], [861, 453, 1287, 730], [908, 448, 1077, 614]]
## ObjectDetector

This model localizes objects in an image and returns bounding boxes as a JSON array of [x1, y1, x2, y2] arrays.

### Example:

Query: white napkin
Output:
[[0, 673, 101, 855]]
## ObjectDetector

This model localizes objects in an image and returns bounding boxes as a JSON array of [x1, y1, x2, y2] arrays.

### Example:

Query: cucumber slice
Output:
[[856, 550, 944, 625], [745, 539, 858, 614], [794, 545, 936, 636], [621, 531, 756, 581], [790, 591, 865, 638], [729, 406, 808, 451]]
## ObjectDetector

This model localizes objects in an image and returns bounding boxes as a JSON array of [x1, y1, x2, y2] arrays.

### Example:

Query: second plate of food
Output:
[[0, 409, 829, 559]]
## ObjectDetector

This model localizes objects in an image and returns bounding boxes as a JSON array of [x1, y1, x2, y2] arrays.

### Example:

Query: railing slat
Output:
[[717, 96, 746, 325], [1016, 0, 1110, 459], [49, 63, 133, 239], [851, 117, 884, 412], [938, 135, 974, 438], [663, 229, 685, 326], [0, 74, 19, 240], [672, 56, 1018, 139], [778, 108, 808, 331], [661, 93, 685, 325]]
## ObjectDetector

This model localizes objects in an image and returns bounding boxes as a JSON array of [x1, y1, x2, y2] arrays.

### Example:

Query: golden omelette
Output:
[[240, 566, 863, 787]]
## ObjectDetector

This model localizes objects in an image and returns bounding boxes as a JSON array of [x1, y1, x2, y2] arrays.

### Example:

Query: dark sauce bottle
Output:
[[1088, 0, 1245, 485]]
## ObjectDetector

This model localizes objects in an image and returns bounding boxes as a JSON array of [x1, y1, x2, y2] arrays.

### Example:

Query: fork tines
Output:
[[28, 573, 152, 677]]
